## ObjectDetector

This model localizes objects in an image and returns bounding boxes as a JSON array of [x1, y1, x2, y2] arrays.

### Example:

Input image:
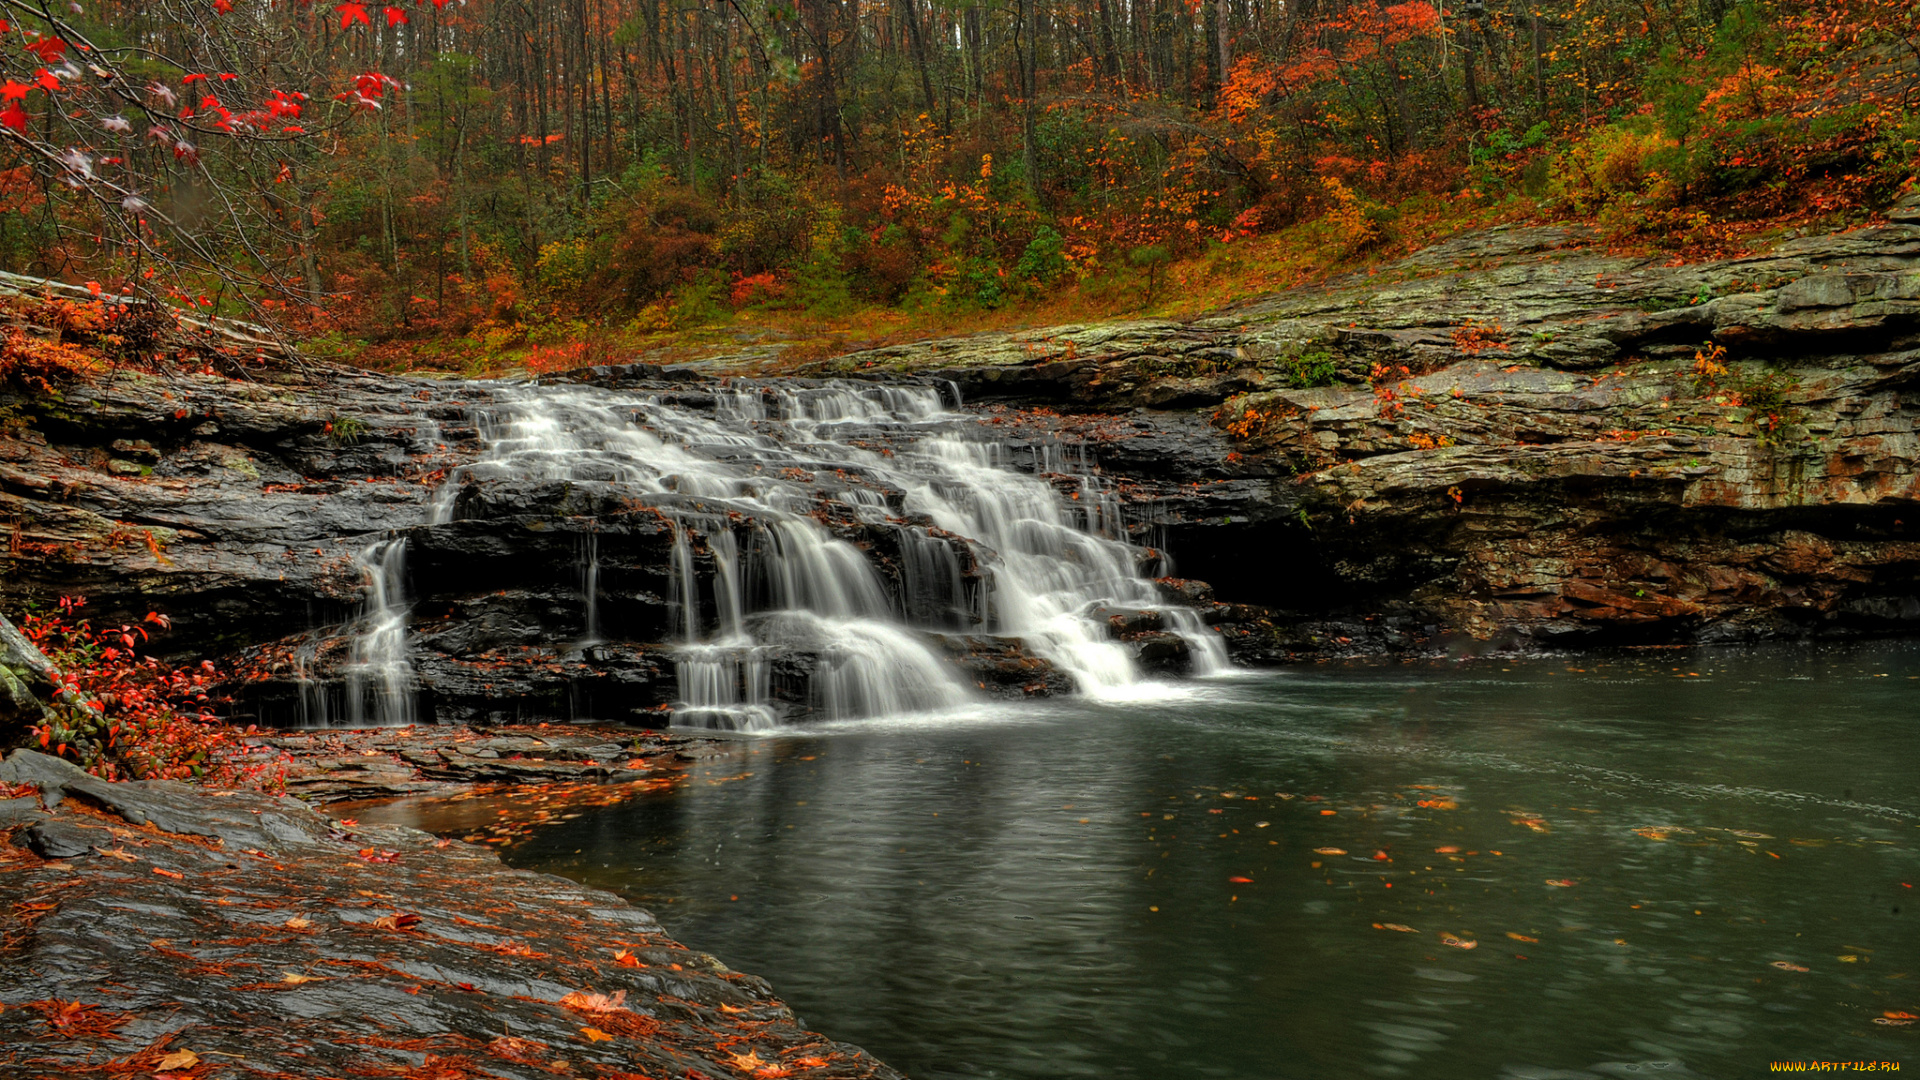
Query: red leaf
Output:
[[23, 36, 66, 63], [1227, 876, 1252, 883], [383, 6, 408, 25], [0, 102, 24, 131], [337, 2, 370, 27], [0, 80, 28, 102], [213, 0, 234, 12], [33, 69, 58, 92]]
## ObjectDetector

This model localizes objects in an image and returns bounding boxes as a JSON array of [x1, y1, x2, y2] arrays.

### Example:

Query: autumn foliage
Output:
[[15, 596, 281, 787], [0, 0, 1910, 365]]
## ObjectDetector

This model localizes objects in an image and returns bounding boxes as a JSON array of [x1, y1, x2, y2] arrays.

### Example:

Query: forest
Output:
[[0, 0, 1914, 370]]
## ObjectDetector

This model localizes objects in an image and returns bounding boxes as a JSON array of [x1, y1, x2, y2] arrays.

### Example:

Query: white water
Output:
[[348, 379, 1226, 729], [338, 538, 417, 727]]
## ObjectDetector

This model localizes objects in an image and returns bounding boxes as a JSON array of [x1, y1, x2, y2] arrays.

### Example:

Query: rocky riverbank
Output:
[[0, 746, 901, 1079], [3, 197, 1920, 726]]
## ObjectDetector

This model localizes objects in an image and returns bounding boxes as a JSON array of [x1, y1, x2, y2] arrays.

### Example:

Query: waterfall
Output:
[[343, 537, 416, 727], [329, 376, 1226, 729], [579, 528, 602, 645]]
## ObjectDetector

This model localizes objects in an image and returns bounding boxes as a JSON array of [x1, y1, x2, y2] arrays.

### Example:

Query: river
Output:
[[469, 645, 1920, 1078]]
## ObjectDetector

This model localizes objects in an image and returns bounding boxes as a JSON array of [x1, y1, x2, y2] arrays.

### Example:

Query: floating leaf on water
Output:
[[1506, 932, 1538, 942], [1545, 879, 1577, 888], [1634, 828, 1670, 841], [1228, 876, 1252, 883], [1438, 933, 1478, 950], [1434, 846, 1460, 854], [1770, 961, 1809, 972], [1373, 922, 1419, 933], [1726, 830, 1773, 839], [1313, 847, 1347, 856]]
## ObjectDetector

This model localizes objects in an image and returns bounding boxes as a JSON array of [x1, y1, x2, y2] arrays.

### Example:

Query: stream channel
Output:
[[356, 646, 1920, 1079]]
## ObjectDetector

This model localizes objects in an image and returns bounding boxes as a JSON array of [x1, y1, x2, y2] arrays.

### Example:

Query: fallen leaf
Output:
[[370, 912, 421, 931], [93, 846, 138, 862], [283, 916, 312, 931], [1506, 932, 1538, 943], [1438, 933, 1478, 950], [1770, 961, 1809, 972], [1545, 879, 1576, 887], [1634, 828, 1670, 841], [1227, 876, 1252, 883], [151, 867, 185, 880], [1313, 847, 1347, 855], [1371, 850, 1391, 861], [281, 972, 322, 984], [1373, 922, 1419, 933], [727, 1050, 770, 1071], [612, 949, 644, 968], [155, 1049, 199, 1072], [579, 1027, 614, 1043], [1433, 846, 1460, 854], [559, 990, 627, 1013]]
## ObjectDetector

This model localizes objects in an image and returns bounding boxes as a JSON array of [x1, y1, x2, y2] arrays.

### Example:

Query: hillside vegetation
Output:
[[0, 0, 1913, 372]]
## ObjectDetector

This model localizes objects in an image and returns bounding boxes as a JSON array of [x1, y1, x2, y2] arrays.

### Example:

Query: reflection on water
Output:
[[392, 646, 1920, 1078]]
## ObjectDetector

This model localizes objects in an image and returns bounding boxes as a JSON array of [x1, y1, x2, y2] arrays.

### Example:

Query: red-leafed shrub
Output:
[[15, 597, 283, 788]]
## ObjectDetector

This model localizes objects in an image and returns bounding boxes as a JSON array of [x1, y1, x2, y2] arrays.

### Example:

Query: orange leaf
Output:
[[151, 867, 184, 880], [155, 1049, 199, 1072], [579, 1027, 614, 1043]]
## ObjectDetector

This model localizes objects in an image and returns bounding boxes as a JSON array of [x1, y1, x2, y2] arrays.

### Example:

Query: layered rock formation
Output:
[[1, 197, 1916, 727], [811, 193, 1920, 648]]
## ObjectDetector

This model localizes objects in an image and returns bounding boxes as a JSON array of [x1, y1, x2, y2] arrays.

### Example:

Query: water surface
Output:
[[463, 648, 1915, 1077]]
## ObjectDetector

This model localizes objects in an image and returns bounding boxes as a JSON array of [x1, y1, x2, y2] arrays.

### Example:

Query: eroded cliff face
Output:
[[807, 192, 1920, 649], [2, 198, 1917, 729]]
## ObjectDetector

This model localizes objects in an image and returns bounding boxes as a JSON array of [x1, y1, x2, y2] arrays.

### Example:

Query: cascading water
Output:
[[337, 377, 1227, 729], [343, 537, 417, 727]]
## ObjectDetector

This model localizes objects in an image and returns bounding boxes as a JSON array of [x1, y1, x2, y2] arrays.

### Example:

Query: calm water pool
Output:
[[434, 647, 1920, 1077]]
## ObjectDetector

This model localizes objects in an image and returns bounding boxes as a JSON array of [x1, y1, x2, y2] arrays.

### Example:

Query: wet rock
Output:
[[21, 816, 97, 857], [0, 747, 903, 1080], [0, 795, 43, 826]]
